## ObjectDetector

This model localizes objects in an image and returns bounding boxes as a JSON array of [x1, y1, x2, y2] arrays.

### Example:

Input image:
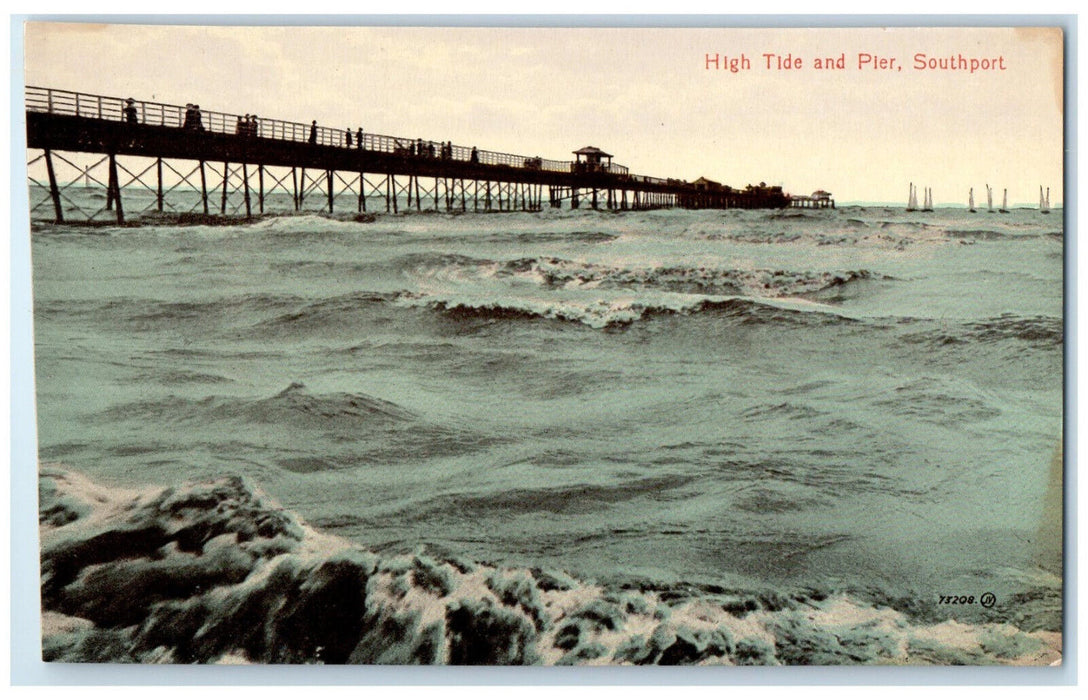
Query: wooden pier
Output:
[[26, 87, 800, 224], [788, 190, 835, 209]]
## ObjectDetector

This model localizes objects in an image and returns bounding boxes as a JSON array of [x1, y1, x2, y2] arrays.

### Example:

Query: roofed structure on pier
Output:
[[572, 146, 613, 172]]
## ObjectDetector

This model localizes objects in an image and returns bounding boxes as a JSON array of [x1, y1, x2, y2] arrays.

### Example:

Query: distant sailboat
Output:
[[999, 188, 1009, 213], [906, 182, 918, 211], [968, 187, 976, 213], [1040, 186, 1050, 214], [986, 184, 993, 213], [922, 187, 933, 212]]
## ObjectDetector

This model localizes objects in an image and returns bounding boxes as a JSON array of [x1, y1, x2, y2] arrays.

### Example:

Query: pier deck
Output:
[[26, 87, 794, 223]]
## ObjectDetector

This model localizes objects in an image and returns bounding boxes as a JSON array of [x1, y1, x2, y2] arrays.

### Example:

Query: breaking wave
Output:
[[39, 467, 1061, 665], [409, 295, 856, 330]]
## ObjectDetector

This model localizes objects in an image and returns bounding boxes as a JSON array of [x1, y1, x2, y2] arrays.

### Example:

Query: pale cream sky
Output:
[[23, 23, 1064, 204]]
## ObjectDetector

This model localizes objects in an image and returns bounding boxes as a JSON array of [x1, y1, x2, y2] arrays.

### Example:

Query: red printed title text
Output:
[[705, 52, 1008, 74]]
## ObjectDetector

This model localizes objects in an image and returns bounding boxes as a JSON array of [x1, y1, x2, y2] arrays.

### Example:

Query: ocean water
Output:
[[31, 197, 1064, 632]]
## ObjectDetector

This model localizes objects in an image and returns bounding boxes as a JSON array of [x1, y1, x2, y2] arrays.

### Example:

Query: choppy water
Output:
[[31, 197, 1064, 629]]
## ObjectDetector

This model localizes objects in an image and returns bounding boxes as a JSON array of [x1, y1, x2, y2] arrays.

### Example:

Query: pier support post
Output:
[[359, 172, 366, 212], [221, 162, 229, 214], [572, 188, 580, 209], [592, 188, 598, 210], [200, 161, 209, 215], [243, 163, 252, 218], [391, 175, 398, 213], [293, 167, 300, 211], [106, 165, 114, 210], [258, 165, 265, 214], [486, 181, 492, 211], [156, 157, 164, 212], [327, 170, 334, 213], [108, 153, 124, 224], [44, 149, 63, 223], [415, 176, 422, 211]]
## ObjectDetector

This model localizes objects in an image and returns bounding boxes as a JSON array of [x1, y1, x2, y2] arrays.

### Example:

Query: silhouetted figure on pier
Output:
[[470, 147, 478, 163], [416, 138, 424, 157], [249, 115, 259, 137], [123, 98, 138, 124], [345, 128, 352, 147], [427, 142, 436, 158], [309, 120, 318, 145], [356, 127, 363, 149], [237, 115, 247, 135], [182, 104, 205, 131]]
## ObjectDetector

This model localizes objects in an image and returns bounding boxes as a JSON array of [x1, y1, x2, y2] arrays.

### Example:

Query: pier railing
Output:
[[26, 86, 642, 180]]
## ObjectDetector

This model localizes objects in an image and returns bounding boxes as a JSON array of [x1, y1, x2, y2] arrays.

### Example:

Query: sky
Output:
[[21, 22, 1065, 205]]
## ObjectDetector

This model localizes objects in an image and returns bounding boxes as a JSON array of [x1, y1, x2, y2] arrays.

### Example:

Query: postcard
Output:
[[21, 22, 1065, 668]]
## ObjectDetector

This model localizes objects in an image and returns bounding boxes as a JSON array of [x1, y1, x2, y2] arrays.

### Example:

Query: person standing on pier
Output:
[[309, 120, 318, 145], [470, 146, 478, 163], [123, 98, 138, 124], [345, 128, 352, 147], [249, 115, 259, 137], [356, 127, 363, 149]]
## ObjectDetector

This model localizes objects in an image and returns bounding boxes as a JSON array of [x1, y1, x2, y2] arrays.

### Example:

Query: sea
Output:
[[29, 189, 1065, 635]]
